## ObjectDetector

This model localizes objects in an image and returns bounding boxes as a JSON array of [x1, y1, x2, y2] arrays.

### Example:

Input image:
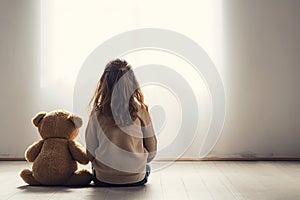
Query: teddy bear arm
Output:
[[25, 140, 44, 162], [68, 141, 89, 165]]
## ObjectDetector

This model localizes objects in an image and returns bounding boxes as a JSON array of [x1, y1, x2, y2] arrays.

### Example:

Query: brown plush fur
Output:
[[20, 110, 92, 186]]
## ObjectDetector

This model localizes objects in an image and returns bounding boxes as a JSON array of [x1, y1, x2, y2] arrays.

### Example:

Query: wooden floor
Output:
[[1, 161, 300, 200]]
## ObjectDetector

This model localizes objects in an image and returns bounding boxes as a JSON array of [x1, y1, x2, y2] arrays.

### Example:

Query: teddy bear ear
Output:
[[32, 112, 47, 127], [69, 115, 83, 128]]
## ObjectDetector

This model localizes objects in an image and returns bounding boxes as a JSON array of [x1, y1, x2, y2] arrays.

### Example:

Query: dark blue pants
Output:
[[93, 165, 151, 187]]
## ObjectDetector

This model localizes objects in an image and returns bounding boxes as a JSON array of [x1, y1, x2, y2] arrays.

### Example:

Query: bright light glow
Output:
[[41, 0, 222, 89], [41, 0, 223, 157]]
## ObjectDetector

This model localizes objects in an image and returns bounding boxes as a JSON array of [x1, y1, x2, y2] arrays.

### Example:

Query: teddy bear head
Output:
[[32, 110, 83, 140]]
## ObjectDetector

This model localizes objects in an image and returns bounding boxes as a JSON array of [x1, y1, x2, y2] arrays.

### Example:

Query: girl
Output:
[[85, 59, 157, 187]]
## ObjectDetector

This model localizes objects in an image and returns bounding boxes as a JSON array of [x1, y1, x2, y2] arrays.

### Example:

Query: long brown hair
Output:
[[89, 59, 147, 126]]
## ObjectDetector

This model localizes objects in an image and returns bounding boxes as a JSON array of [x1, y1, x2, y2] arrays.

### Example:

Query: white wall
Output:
[[0, 0, 300, 159], [207, 0, 300, 158], [0, 0, 41, 158]]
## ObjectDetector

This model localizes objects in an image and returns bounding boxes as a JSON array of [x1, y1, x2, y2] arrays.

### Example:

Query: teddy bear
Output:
[[20, 110, 92, 186]]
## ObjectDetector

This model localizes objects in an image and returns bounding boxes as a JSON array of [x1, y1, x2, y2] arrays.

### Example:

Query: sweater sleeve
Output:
[[85, 110, 99, 162], [139, 107, 157, 163]]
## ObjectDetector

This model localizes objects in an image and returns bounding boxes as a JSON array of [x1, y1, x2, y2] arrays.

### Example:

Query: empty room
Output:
[[0, 0, 300, 199]]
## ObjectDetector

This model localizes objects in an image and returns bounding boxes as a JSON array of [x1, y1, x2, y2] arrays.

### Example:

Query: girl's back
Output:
[[85, 59, 157, 186]]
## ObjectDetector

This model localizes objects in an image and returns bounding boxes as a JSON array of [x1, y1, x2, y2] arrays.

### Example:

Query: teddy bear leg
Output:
[[20, 169, 41, 186], [64, 169, 92, 186]]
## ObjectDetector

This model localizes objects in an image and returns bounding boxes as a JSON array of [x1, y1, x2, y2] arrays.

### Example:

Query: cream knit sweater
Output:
[[85, 107, 157, 184]]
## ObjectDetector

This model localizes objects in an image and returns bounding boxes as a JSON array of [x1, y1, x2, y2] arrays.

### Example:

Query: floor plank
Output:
[[1, 161, 300, 200]]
